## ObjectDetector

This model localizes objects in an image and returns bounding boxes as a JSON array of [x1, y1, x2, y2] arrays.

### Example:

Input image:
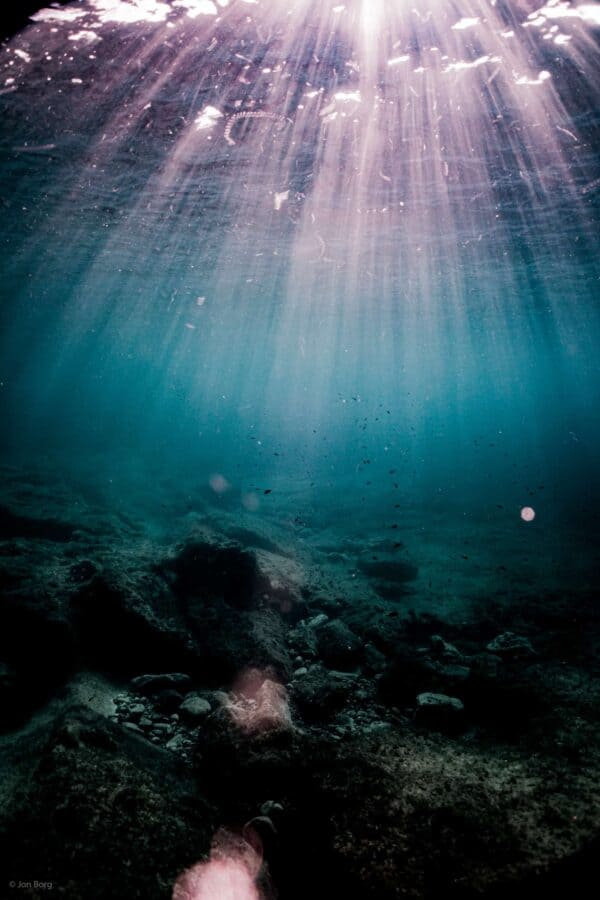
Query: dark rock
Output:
[[464, 658, 550, 736], [287, 621, 318, 659], [430, 635, 464, 663], [123, 722, 144, 734], [292, 665, 356, 721], [315, 619, 362, 670], [249, 609, 293, 680], [358, 559, 418, 598], [363, 643, 387, 674], [68, 559, 99, 583], [179, 694, 211, 721], [227, 526, 290, 557], [432, 662, 471, 684], [243, 814, 278, 858], [71, 573, 196, 676], [0, 504, 79, 542], [160, 540, 259, 610], [131, 673, 193, 695], [414, 692, 465, 733], [486, 632, 536, 660], [2, 706, 212, 898], [0, 588, 76, 727]]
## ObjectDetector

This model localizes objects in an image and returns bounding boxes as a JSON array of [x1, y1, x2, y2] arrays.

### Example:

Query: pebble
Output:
[[152, 722, 174, 734], [180, 694, 212, 721], [166, 733, 188, 753], [486, 632, 535, 659], [123, 722, 143, 734], [415, 692, 464, 733]]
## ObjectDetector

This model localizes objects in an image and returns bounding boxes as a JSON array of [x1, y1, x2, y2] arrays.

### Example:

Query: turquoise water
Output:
[[1, 0, 599, 600]]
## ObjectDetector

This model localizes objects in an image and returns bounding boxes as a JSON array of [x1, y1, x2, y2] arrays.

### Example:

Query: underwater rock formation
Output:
[[0, 471, 599, 899]]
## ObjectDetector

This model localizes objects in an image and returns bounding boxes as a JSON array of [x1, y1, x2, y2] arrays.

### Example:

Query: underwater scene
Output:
[[0, 1, 599, 898]]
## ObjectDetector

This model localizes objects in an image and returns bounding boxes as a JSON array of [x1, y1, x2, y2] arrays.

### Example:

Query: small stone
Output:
[[152, 722, 173, 733], [486, 632, 535, 660], [260, 800, 284, 818], [243, 816, 277, 853], [436, 663, 471, 683], [363, 643, 387, 674], [166, 733, 188, 753], [212, 691, 231, 707], [307, 613, 329, 629], [138, 717, 153, 729], [128, 704, 146, 720], [179, 694, 212, 722], [123, 722, 143, 734], [363, 721, 392, 733], [292, 665, 355, 721], [293, 667, 308, 677], [415, 692, 465, 734], [430, 635, 464, 662]]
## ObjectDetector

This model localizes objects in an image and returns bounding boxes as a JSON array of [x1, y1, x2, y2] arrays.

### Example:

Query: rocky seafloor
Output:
[[0, 461, 599, 899]]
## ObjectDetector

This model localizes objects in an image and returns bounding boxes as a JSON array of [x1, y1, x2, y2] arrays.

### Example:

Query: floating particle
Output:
[[242, 493, 259, 511], [520, 506, 535, 522], [209, 474, 230, 494], [274, 190, 289, 211]]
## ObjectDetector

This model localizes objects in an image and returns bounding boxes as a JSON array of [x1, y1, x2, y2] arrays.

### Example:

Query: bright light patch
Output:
[[274, 190, 289, 210], [194, 106, 223, 130], [444, 55, 500, 74], [32, 7, 87, 21], [89, 0, 170, 25], [173, 0, 219, 17], [209, 473, 230, 494], [387, 55, 410, 67], [228, 670, 292, 735], [530, 2, 600, 27], [521, 507, 536, 522], [515, 70, 551, 85], [68, 31, 101, 43], [334, 90, 361, 103], [174, 857, 259, 900], [173, 829, 261, 900], [452, 17, 480, 30]]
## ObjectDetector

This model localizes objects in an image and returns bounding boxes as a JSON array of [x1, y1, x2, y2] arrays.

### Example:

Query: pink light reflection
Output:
[[520, 506, 536, 522], [228, 668, 292, 735], [173, 829, 262, 900]]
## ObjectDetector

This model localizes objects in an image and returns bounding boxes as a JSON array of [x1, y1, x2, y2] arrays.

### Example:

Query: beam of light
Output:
[[1, 0, 599, 487]]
